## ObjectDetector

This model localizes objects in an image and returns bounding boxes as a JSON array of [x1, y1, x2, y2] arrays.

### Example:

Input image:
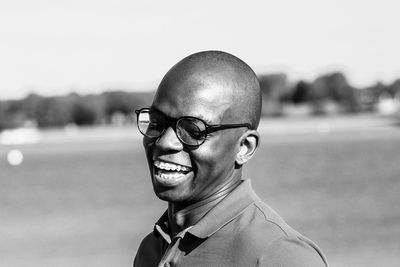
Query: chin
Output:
[[151, 180, 189, 203], [154, 189, 186, 203]]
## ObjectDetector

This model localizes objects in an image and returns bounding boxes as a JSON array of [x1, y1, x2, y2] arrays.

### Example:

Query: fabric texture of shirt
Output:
[[134, 179, 329, 267]]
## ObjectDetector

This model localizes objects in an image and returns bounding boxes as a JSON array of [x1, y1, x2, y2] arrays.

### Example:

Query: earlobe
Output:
[[235, 130, 260, 166]]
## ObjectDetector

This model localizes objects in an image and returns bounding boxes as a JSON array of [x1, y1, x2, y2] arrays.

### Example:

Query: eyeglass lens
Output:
[[137, 110, 164, 138], [177, 118, 206, 146], [137, 109, 207, 146]]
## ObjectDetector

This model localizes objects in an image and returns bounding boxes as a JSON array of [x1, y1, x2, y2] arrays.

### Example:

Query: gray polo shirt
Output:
[[134, 179, 328, 267]]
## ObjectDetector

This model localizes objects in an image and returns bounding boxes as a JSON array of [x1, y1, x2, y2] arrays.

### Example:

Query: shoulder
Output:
[[136, 232, 158, 253], [134, 232, 162, 267], [234, 199, 328, 266], [235, 198, 298, 244], [257, 236, 328, 267]]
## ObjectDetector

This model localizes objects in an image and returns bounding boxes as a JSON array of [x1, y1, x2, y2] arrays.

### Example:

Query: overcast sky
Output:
[[1, 0, 399, 99]]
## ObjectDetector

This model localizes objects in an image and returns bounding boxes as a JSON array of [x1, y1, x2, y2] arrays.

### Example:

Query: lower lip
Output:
[[153, 169, 191, 187]]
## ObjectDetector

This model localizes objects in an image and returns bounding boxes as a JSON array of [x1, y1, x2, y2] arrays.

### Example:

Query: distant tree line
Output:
[[259, 72, 400, 116], [0, 91, 153, 130], [1, 72, 400, 130]]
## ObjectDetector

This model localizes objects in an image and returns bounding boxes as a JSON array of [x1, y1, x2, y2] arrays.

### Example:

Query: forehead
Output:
[[152, 76, 233, 123]]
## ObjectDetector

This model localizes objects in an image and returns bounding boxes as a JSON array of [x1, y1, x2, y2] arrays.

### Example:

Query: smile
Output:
[[153, 160, 192, 186], [154, 160, 191, 172]]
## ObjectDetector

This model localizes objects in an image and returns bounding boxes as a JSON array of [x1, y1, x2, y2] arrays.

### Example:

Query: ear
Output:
[[235, 130, 260, 166]]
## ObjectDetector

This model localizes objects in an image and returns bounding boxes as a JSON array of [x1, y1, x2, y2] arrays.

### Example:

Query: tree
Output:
[[310, 72, 359, 114], [35, 97, 73, 127], [103, 90, 153, 122], [389, 79, 400, 96], [292, 81, 312, 104], [258, 74, 288, 116]]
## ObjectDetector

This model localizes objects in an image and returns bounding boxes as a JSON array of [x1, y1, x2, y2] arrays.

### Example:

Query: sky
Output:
[[1, 0, 399, 100]]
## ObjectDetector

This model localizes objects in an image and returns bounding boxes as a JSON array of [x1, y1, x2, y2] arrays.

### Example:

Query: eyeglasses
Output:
[[135, 108, 251, 147]]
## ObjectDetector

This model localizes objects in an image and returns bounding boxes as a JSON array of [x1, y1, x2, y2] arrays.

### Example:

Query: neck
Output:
[[168, 171, 242, 236]]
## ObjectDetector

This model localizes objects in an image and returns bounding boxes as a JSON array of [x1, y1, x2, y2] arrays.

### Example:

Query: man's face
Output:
[[143, 76, 241, 206]]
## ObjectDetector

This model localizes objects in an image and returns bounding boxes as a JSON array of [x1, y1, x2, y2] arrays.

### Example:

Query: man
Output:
[[134, 51, 328, 266]]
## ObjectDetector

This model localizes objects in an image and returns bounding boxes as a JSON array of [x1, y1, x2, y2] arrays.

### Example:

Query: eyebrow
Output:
[[149, 106, 166, 116], [195, 114, 213, 124]]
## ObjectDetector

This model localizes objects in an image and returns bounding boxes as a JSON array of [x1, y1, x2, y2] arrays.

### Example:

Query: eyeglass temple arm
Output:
[[207, 123, 251, 133]]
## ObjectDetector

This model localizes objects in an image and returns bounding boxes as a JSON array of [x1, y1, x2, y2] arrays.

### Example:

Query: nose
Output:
[[155, 126, 184, 151]]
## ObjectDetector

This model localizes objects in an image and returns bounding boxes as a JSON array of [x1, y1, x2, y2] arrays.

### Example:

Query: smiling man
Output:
[[134, 51, 328, 267]]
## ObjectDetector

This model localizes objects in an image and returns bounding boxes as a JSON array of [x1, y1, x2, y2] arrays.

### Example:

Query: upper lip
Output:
[[153, 160, 191, 172]]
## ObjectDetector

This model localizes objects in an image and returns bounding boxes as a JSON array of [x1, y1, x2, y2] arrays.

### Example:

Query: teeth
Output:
[[154, 160, 190, 172], [157, 172, 184, 180], [154, 171, 187, 186]]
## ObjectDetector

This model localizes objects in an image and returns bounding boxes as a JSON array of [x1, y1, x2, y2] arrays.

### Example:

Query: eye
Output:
[[148, 111, 166, 127], [188, 128, 204, 140], [178, 118, 206, 141], [149, 119, 162, 127]]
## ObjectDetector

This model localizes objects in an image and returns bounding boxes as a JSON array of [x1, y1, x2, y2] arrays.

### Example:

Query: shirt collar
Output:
[[153, 211, 171, 242], [153, 179, 258, 241]]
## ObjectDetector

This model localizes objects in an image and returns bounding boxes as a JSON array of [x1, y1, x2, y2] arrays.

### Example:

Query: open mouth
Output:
[[153, 160, 192, 186]]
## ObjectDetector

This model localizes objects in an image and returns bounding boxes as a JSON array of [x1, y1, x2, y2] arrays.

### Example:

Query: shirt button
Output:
[[164, 263, 171, 267]]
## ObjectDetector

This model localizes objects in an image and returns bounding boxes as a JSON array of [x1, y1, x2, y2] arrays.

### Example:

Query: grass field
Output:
[[1, 117, 400, 267]]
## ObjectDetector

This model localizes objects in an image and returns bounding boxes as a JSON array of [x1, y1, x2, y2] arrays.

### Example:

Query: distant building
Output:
[[377, 92, 400, 115]]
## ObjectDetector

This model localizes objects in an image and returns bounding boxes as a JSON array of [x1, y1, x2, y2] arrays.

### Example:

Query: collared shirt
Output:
[[134, 179, 329, 267]]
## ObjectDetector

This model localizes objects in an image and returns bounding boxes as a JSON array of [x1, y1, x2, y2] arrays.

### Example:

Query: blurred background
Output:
[[1, 0, 399, 266]]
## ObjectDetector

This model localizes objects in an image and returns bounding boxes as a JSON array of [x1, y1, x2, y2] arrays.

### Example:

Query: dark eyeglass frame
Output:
[[135, 108, 252, 147]]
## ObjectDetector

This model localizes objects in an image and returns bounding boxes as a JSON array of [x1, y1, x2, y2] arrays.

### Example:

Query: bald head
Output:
[[155, 51, 261, 129], [144, 51, 261, 205]]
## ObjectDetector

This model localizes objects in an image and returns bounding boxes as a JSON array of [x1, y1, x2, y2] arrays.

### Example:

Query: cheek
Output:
[[192, 137, 237, 173], [143, 138, 156, 167], [143, 137, 155, 153]]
